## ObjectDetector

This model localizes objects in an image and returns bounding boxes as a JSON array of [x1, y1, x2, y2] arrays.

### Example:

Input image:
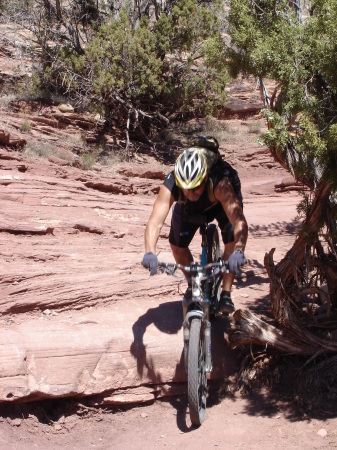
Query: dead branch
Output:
[[275, 180, 332, 286], [229, 306, 337, 356]]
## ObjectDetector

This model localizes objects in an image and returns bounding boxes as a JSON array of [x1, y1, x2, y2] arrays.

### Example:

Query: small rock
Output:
[[58, 104, 74, 113], [48, 155, 70, 166], [11, 418, 22, 427], [54, 423, 62, 431], [317, 428, 327, 437]]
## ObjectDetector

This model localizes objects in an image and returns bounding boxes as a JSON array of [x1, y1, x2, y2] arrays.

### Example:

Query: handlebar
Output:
[[158, 258, 247, 278], [158, 260, 230, 281], [158, 260, 228, 272]]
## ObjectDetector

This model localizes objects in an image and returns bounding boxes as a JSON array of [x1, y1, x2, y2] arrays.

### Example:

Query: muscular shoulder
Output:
[[213, 176, 233, 200], [209, 158, 242, 200], [151, 184, 175, 218]]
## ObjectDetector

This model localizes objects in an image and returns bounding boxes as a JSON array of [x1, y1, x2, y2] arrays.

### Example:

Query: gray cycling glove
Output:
[[228, 250, 245, 275], [142, 252, 158, 276]]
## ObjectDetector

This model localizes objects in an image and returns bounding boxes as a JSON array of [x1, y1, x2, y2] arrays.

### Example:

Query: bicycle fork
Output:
[[183, 311, 213, 373]]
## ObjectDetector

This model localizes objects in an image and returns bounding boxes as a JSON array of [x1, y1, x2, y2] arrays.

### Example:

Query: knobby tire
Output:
[[207, 224, 222, 309], [188, 318, 207, 426]]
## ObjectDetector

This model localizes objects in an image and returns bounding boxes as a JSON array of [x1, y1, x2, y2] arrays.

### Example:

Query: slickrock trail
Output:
[[0, 106, 335, 447]]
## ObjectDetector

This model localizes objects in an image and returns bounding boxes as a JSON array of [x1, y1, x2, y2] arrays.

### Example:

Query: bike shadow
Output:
[[130, 300, 183, 381]]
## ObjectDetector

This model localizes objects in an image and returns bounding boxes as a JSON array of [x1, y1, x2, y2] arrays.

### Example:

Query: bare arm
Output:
[[145, 185, 175, 253], [214, 177, 248, 252]]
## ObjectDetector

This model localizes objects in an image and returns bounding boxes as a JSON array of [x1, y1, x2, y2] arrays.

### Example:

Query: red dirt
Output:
[[0, 389, 335, 449]]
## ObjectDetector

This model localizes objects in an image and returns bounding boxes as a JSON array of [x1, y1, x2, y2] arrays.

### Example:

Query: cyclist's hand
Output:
[[228, 250, 245, 275], [141, 252, 158, 275]]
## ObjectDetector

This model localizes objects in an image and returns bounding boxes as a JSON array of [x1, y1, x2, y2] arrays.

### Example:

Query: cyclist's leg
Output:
[[170, 244, 193, 267], [221, 241, 235, 291], [215, 210, 237, 313], [215, 196, 244, 289], [169, 203, 199, 283]]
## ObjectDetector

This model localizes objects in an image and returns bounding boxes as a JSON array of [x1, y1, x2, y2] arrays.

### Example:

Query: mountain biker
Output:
[[142, 136, 248, 314]]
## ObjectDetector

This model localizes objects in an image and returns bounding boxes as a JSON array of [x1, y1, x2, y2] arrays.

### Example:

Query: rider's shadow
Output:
[[130, 301, 184, 382]]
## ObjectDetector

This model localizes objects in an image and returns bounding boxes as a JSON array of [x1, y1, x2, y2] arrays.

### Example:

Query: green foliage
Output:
[[296, 115, 327, 159], [86, 12, 163, 99], [20, 121, 32, 133], [228, 1, 305, 84], [163, 0, 221, 52], [5, 0, 230, 133], [62, 0, 229, 121], [307, 0, 337, 91], [327, 124, 337, 151], [259, 110, 290, 150], [228, 0, 337, 189], [156, 0, 229, 116]]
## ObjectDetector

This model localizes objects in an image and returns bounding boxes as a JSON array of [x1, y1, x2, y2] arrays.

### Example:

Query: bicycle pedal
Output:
[[216, 310, 229, 317]]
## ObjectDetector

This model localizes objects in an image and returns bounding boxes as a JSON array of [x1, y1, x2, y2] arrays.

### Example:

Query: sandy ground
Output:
[[0, 387, 336, 449]]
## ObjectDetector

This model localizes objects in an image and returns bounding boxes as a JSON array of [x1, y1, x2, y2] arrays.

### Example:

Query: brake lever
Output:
[[160, 265, 178, 277]]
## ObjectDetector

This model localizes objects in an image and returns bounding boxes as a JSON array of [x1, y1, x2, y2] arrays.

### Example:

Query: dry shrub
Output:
[[24, 140, 74, 162], [295, 355, 337, 414]]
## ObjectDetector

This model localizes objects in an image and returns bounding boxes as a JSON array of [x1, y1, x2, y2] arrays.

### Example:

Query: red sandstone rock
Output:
[[0, 126, 301, 404], [0, 128, 26, 147], [0, 71, 302, 405]]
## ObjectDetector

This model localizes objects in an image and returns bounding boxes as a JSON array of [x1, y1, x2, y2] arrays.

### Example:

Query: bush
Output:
[[20, 121, 32, 133]]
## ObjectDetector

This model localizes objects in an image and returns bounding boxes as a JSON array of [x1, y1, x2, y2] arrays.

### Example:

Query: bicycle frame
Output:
[[184, 259, 227, 373]]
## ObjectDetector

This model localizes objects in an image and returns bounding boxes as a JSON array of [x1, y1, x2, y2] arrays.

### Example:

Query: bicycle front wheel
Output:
[[188, 318, 207, 426], [207, 223, 221, 264], [207, 224, 222, 309]]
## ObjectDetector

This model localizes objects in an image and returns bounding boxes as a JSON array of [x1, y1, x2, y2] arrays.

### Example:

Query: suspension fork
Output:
[[183, 310, 213, 373]]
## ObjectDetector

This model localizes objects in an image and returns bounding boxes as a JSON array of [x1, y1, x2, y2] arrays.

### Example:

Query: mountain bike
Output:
[[159, 222, 230, 426]]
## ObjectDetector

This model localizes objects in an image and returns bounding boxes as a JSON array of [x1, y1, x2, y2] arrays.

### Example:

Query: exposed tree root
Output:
[[228, 180, 337, 411]]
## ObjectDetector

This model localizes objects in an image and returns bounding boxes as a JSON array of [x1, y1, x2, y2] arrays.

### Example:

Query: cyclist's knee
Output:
[[171, 243, 186, 256], [171, 243, 191, 263]]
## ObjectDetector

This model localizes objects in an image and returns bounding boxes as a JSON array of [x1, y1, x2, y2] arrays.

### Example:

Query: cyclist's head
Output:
[[174, 148, 207, 190], [192, 135, 219, 152]]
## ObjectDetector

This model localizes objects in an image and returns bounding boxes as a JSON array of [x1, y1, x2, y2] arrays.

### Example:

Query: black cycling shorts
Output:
[[169, 202, 242, 248]]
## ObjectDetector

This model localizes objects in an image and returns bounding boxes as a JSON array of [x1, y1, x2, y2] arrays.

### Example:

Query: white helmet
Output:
[[174, 148, 207, 189]]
